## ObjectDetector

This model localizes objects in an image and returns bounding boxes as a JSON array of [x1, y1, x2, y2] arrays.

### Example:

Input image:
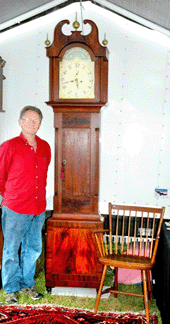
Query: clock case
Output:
[[45, 20, 109, 290]]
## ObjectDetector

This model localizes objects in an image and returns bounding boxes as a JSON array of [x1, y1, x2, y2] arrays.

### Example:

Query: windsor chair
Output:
[[94, 203, 165, 323]]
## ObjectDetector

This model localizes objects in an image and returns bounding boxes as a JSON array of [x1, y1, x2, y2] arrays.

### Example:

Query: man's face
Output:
[[19, 110, 41, 136]]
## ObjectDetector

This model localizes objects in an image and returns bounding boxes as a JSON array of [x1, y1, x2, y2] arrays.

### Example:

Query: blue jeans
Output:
[[1, 206, 45, 293]]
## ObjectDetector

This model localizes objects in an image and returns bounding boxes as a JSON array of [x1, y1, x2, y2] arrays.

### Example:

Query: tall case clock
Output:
[[46, 19, 109, 290]]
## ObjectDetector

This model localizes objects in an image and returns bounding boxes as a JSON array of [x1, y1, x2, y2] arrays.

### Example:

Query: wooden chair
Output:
[[94, 203, 165, 323]]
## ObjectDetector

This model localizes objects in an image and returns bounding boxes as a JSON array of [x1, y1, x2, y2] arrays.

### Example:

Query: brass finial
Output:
[[73, 12, 80, 30], [45, 34, 51, 46], [102, 33, 108, 46], [0, 56, 6, 68]]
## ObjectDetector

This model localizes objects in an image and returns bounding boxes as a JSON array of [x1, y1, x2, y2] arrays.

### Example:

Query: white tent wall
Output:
[[0, 2, 170, 217]]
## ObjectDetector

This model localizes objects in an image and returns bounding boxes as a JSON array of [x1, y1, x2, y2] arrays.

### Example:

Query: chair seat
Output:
[[99, 254, 153, 270]]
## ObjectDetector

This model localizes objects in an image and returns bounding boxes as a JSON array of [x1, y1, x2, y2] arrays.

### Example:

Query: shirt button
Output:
[[35, 197, 37, 199], [36, 176, 38, 178], [31, 147, 33, 150]]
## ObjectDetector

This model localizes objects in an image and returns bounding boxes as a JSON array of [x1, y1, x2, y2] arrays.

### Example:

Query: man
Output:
[[0, 106, 51, 304]]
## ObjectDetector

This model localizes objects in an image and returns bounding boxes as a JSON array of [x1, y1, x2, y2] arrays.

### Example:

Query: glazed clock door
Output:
[[61, 112, 99, 214]]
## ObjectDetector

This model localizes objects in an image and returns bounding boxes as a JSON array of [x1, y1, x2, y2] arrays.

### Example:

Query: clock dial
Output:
[[59, 47, 95, 99]]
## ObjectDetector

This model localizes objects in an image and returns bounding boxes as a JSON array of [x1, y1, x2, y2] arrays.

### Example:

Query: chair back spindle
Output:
[[108, 203, 165, 263]]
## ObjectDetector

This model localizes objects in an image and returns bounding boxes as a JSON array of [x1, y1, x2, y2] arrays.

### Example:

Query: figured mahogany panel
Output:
[[53, 228, 97, 274], [62, 113, 90, 128], [46, 216, 103, 288]]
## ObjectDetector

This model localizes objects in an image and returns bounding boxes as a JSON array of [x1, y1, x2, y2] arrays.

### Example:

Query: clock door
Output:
[[54, 111, 99, 214], [62, 126, 91, 213]]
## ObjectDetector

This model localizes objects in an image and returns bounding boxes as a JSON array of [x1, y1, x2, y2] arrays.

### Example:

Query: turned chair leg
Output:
[[114, 267, 118, 298], [94, 265, 107, 314], [146, 270, 152, 301], [142, 270, 150, 323]]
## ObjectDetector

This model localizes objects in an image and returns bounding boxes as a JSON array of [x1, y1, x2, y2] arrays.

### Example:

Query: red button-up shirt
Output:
[[0, 133, 51, 215]]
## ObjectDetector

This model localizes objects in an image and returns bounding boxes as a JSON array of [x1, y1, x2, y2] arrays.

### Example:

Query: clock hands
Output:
[[62, 78, 83, 87], [61, 65, 89, 98], [62, 72, 79, 85], [61, 80, 75, 84], [75, 78, 81, 89]]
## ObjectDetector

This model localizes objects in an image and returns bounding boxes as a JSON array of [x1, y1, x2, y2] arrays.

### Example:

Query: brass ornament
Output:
[[0, 56, 6, 68], [45, 34, 51, 46], [102, 33, 108, 46], [73, 12, 80, 30]]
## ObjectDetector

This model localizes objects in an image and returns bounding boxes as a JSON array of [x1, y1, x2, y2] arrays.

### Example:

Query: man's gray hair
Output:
[[19, 106, 43, 121]]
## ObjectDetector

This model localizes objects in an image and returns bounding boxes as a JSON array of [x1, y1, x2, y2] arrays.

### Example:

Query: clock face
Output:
[[59, 47, 95, 99]]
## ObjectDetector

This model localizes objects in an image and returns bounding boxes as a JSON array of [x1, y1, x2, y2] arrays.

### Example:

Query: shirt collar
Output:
[[19, 132, 38, 145], [20, 132, 27, 144]]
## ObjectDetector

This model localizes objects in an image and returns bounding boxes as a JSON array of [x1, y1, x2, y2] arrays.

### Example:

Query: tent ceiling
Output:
[[0, 0, 169, 34]]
